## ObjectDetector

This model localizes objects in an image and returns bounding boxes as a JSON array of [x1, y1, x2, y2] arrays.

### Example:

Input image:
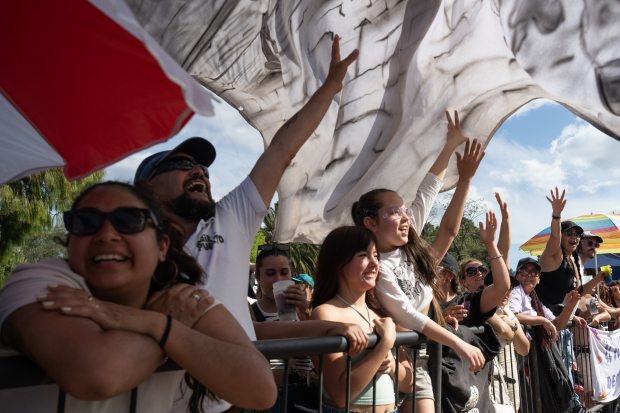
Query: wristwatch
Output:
[[552, 214, 561, 220], [511, 323, 519, 332]]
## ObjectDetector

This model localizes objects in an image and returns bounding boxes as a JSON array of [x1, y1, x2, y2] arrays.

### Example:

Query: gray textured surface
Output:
[[125, 0, 620, 243]]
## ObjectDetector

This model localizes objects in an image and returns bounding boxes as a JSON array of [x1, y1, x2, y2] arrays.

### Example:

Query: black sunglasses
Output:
[[585, 240, 600, 248], [149, 157, 209, 180], [465, 265, 488, 277], [257, 244, 290, 252], [63, 207, 161, 236], [564, 230, 582, 238]]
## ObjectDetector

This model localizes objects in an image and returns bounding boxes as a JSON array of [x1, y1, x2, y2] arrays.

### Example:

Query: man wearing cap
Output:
[[577, 231, 610, 292], [135, 37, 358, 413]]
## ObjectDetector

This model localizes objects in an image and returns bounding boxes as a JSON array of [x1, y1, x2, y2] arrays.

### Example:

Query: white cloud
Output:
[[510, 99, 559, 119], [105, 151, 154, 182], [577, 181, 618, 194]]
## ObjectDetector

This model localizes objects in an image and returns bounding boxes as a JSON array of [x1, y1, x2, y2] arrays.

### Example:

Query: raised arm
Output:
[[428, 110, 469, 180], [539, 188, 566, 271], [495, 192, 511, 269], [249, 35, 358, 207], [431, 138, 484, 260], [479, 212, 511, 314]]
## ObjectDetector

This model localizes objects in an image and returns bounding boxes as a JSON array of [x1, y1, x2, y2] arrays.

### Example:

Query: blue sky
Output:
[[106, 99, 620, 269]]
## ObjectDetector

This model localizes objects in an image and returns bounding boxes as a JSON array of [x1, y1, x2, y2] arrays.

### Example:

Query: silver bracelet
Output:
[[490, 254, 503, 260]]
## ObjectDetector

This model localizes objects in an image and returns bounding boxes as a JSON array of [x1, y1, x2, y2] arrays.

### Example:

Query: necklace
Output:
[[335, 293, 374, 332]]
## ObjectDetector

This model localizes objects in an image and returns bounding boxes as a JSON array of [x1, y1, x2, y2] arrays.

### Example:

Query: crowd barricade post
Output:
[[0, 327, 550, 413]]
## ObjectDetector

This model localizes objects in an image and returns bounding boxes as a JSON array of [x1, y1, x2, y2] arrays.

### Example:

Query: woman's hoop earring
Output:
[[152, 260, 179, 285]]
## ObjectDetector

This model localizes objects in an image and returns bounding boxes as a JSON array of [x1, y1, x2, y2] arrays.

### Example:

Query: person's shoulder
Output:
[[311, 299, 342, 320]]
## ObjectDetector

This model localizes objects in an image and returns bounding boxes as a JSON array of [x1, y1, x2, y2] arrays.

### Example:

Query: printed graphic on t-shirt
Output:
[[393, 261, 425, 300], [196, 232, 225, 251]]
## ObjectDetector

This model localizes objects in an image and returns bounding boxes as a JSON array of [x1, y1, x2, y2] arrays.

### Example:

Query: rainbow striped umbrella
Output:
[[520, 214, 620, 256]]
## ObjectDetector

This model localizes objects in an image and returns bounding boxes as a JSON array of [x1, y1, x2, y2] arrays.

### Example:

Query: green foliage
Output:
[[260, 202, 321, 277], [0, 168, 104, 283], [250, 231, 266, 263], [422, 195, 490, 267]]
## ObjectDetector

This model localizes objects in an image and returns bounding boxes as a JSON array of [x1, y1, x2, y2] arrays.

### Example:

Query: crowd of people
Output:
[[0, 36, 618, 413]]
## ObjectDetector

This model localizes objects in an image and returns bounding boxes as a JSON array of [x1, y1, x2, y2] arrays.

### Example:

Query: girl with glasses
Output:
[[0, 182, 276, 413], [351, 111, 493, 413]]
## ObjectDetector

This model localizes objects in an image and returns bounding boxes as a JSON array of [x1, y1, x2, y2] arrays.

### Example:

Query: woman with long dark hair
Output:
[[351, 112, 492, 412], [0, 182, 276, 412], [311, 226, 413, 413]]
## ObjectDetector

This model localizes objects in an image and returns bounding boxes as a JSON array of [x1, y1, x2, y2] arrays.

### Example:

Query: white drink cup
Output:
[[272, 280, 297, 321]]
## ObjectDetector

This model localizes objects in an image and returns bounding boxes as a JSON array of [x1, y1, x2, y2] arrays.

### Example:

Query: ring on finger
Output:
[[94, 304, 99, 309], [87, 295, 93, 301], [191, 293, 201, 303]]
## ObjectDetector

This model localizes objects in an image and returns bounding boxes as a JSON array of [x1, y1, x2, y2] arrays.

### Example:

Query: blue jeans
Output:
[[321, 404, 398, 413], [559, 328, 582, 408]]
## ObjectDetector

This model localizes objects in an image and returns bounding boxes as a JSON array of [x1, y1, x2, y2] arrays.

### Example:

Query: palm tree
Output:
[[260, 203, 320, 278]]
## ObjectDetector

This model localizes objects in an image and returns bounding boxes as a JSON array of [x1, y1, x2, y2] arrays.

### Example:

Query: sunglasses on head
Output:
[[63, 207, 161, 236], [564, 230, 582, 238], [257, 244, 290, 252], [149, 157, 209, 180], [585, 240, 600, 248], [465, 265, 488, 277]]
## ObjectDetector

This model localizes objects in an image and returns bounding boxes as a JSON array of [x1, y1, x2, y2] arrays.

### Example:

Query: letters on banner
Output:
[[588, 327, 620, 402]]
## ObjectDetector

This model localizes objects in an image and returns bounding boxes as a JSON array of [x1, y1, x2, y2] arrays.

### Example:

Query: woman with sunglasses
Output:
[[537, 188, 586, 310], [351, 111, 492, 413], [0, 182, 275, 413]]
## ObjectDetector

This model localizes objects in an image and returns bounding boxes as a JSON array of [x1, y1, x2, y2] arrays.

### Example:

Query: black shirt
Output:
[[537, 251, 579, 308]]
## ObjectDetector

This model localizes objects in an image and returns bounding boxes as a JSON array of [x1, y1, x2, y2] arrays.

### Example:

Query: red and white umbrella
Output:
[[0, 0, 215, 186]]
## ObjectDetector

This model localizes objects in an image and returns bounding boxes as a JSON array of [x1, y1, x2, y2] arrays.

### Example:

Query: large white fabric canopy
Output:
[[126, 0, 620, 243]]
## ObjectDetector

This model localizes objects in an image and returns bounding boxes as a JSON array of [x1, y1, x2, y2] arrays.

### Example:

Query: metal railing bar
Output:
[[372, 374, 376, 413], [318, 355, 324, 413], [282, 359, 289, 413], [430, 341, 442, 413], [412, 347, 417, 413], [345, 354, 351, 413], [394, 345, 400, 401]]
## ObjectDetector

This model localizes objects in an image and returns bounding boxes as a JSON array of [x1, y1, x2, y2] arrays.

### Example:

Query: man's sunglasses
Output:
[[149, 157, 209, 180], [257, 244, 290, 252], [465, 265, 488, 277], [564, 230, 582, 238], [63, 207, 161, 236], [518, 269, 540, 277], [584, 240, 600, 248]]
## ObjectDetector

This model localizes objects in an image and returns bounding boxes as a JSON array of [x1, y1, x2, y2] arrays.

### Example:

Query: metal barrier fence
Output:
[[0, 322, 617, 413]]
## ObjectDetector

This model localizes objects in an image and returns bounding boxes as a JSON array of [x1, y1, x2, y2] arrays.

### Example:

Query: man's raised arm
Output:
[[249, 35, 358, 207]]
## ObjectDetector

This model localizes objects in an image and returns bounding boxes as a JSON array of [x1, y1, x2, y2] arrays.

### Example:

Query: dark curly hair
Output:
[[59, 181, 214, 411]]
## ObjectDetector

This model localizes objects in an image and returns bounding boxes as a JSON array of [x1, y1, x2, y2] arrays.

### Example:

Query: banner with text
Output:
[[588, 327, 620, 402]]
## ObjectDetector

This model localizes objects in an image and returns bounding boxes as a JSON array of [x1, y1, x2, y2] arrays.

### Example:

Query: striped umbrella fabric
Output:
[[520, 214, 620, 256]]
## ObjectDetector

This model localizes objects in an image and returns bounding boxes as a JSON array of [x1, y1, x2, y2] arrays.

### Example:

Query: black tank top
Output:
[[536, 251, 580, 308]]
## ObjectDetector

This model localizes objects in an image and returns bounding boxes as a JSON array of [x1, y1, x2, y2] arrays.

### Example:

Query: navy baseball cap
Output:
[[134, 137, 216, 181], [561, 221, 583, 235], [515, 257, 541, 274], [439, 253, 459, 276]]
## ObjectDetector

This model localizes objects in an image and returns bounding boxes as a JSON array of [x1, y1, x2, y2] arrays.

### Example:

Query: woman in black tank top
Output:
[[537, 188, 583, 308]]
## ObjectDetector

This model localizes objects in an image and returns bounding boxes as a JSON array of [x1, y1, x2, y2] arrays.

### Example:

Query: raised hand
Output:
[[495, 192, 509, 220], [324, 35, 359, 94], [456, 138, 485, 180], [546, 187, 566, 216], [565, 290, 581, 308], [479, 211, 498, 245], [446, 110, 468, 149]]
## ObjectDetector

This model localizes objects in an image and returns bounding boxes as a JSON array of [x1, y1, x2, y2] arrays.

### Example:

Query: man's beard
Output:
[[168, 192, 215, 222]]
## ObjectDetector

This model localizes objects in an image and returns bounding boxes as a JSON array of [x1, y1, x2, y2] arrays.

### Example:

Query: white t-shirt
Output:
[[0, 259, 185, 413], [376, 172, 442, 332], [172, 176, 267, 413]]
